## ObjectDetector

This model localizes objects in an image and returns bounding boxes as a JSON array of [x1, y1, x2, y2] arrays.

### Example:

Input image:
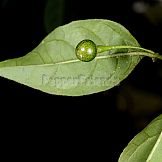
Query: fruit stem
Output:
[[97, 45, 162, 60]]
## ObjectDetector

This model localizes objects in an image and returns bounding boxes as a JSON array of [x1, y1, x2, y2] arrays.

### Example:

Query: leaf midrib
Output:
[[0, 52, 144, 69], [146, 131, 162, 162]]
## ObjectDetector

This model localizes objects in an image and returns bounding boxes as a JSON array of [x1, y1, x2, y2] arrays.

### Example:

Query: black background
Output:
[[0, 0, 162, 160]]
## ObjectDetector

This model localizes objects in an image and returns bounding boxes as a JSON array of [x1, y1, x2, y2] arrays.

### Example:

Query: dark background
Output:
[[0, 0, 162, 160]]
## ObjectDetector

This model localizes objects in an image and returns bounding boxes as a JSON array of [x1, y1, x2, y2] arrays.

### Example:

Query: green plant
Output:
[[0, 19, 162, 96], [0, 19, 161, 161], [75, 39, 162, 62], [119, 114, 162, 162]]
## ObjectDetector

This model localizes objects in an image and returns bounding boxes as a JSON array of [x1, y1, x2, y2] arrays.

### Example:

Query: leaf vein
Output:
[[78, 26, 105, 45]]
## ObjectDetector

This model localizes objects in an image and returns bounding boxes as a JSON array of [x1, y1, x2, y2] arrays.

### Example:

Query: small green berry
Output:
[[75, 39, 97, 62]]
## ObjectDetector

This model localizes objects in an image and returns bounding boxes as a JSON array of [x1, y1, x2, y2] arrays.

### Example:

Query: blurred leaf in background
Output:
[[0, 0, 8, 8], [44, 0, 65, 33], [117, 84, 162, 129], [133, 0, 162, 25]]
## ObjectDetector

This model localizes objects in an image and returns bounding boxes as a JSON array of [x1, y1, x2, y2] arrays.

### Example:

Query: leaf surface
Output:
[[119, 115, 162, 162], [0, 19, 141, 96]]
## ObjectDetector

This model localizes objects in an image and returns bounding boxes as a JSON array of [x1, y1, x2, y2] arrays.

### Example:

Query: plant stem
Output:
[[96, 52, 162, 60], [97, 45, 155, 54], [97, 45, 162, 60]]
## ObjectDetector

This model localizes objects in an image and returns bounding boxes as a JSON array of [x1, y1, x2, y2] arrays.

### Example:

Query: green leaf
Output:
[[119, 114, 162, 162], [0, 19, 141, 96], [44, 0, 64, 33]]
